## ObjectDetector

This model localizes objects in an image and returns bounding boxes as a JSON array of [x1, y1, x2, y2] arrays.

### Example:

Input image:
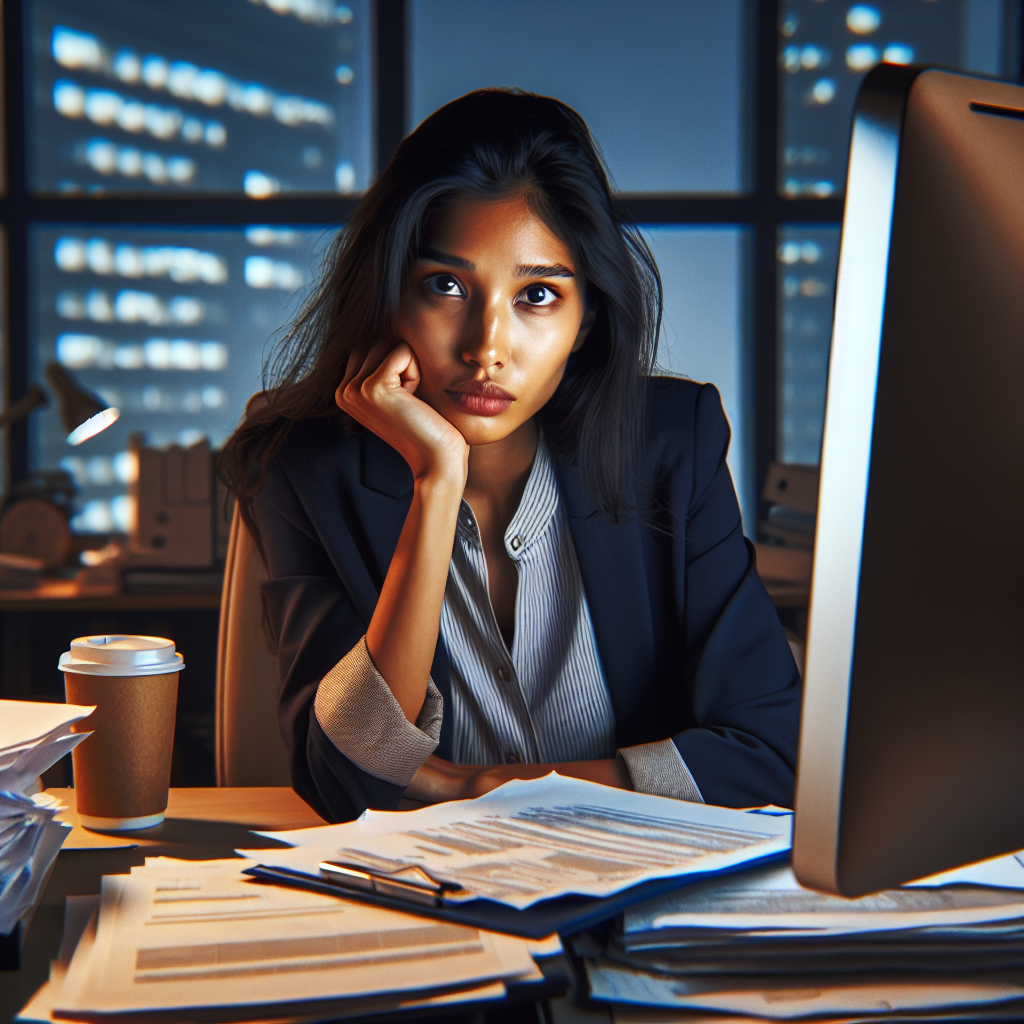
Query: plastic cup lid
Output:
[[58, 635, 185, 676]]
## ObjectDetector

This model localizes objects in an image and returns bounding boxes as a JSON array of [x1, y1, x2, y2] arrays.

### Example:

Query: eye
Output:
[[425, 273, 465, 298], [518, 284, 559, 307]]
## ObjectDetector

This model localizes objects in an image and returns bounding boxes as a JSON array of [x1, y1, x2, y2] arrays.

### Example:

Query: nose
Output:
[[460, 296, 509, 371]]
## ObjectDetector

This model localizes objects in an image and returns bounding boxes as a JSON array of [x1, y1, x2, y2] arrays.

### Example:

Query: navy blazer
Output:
[[251, 377, 802, 823]]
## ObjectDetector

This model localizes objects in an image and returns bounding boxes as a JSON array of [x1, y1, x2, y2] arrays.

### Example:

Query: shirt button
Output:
[[506, 751, 521, 764], [509, 536, 522, 551], [496, 666, 508, 682]]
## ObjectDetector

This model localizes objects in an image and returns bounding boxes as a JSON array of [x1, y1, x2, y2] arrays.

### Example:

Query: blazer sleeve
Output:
[[250, 456, 412, 822], [669, 383, 803, 808]]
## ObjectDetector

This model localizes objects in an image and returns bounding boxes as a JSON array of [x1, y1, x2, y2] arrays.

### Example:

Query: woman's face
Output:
[[397, 195, 591, 447]]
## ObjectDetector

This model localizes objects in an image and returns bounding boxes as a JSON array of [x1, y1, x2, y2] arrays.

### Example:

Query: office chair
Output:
[[215, 502, 292, 786]]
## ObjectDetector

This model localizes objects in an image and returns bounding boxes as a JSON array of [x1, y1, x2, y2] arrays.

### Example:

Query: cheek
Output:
[[516, 317, 580, 389], [398, 304, 457, 369]]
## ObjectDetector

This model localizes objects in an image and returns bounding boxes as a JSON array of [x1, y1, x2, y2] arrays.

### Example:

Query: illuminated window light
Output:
[[113, 50, 141, 83], [114, 344, 145, 369], [55, 238, 228, 284], [56, 291, 88, 319], [86, 290, 116, 322], [87, 239, 116, 274], [883, 44, 915, 65], [52, 27, 103, 71], [800, 46, 829, 70], [54, 80, 86, 117], [178, 427, 206, 446], [846, 5, 881, 35], [57, 333, 107, 369], [248, 0, 354, 26], [110, 495, 135, 533], [72, 499, 115, 533], [244, 170, 281, 197], [846, 44, 879, 72], [810, 79, 836, 105], [777, 242, 802, 265], [199, 342, 229, 369], [335, 161, 356, 193], [246, 226, 302, 246], [113, 451, 139, 484], [201, 386, 227, 408], [244, 255, 303, 290]]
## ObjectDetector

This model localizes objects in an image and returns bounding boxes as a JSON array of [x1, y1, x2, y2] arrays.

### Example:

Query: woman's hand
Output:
[[336, 340, 468, 485], [405, 755, 632, 803]]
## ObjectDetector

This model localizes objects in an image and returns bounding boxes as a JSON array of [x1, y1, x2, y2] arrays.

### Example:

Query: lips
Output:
[[445, 379, 515, 416]]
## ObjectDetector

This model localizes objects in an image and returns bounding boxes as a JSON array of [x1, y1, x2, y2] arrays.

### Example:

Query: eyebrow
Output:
[[517, 263, 575, 279], [418, 247, 475, 270], [417, 248, 575, 279]]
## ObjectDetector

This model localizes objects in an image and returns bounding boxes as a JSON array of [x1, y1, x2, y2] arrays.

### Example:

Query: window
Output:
[[3, 0, 1023, 540], [409, 0, 751, 194], [30, 223, 332, 529], [776, 0, 1020, 466], [28, 0, 372, 194]]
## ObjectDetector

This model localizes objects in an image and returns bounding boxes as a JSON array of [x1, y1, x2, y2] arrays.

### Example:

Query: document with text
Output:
[[244, 774, 791, 911]]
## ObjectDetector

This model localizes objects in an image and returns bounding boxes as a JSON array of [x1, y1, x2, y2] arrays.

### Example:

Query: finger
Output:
[[335, 349, 365, 407], [396, 344, 422, 394], [337, 339, 393, 408], [362, 341, 418, 395]]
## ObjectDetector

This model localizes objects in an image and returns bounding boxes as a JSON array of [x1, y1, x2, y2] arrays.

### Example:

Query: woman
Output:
[[220, 89, 801, 824]]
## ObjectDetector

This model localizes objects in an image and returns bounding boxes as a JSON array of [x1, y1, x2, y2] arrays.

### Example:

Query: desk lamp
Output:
[[0, 363, 120, 569], [0, 363, 120, 442]]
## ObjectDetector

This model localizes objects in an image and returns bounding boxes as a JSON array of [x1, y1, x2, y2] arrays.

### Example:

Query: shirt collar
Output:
[[455, 433, 560, 553]]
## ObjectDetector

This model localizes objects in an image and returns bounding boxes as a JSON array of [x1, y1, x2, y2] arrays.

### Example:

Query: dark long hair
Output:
[[220, 88, 662, 523]]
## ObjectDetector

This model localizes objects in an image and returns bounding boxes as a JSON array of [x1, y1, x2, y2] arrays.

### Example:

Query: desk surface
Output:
[[6, 788, 574, 1024], [0, 580, 221, 612], [49, 786, 326, 848]]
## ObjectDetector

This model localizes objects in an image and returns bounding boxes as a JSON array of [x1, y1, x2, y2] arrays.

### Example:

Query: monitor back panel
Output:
[[794, 67, 1024, 897]]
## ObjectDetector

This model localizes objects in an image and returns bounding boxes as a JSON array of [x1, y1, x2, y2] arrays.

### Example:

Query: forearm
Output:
[[365, 473, 463, 722]]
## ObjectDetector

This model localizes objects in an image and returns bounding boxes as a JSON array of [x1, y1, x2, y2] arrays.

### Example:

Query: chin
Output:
[[447, 413, 521, 447]]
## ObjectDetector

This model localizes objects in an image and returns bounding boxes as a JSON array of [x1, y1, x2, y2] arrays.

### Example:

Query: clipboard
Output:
[[244, 849, 789, 939]]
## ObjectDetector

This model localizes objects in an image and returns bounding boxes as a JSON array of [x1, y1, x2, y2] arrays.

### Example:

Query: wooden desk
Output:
[[0, 580, 221, 613], [4, 788, 573, 1024]]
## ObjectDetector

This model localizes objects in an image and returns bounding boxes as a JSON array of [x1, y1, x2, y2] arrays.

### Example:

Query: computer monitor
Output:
[[792, 65, 1024, 898]]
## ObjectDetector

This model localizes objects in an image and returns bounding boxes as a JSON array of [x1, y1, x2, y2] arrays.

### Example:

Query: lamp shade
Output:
[[44, 363, 120, 445]]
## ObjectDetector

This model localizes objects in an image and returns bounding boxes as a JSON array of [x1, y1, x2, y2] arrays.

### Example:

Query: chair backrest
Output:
[[215, 503, 292, 786]]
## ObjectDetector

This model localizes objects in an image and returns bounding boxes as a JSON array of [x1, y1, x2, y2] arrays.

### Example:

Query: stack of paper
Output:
[[578, 849, 1024, 1021], [0, 700, 94, 937], [19, 857, 557, 1022], [244, 775, 792, 920]]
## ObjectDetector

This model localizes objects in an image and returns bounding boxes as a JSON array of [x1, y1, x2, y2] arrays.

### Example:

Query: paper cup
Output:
[[60, 635, 185, 831]]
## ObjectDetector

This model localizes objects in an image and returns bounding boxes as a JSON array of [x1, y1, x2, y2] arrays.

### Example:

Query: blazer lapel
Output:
[[553, 454, 657, 743]]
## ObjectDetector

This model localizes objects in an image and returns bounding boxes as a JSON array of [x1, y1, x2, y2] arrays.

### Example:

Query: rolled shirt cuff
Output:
[[617, 739, 704, 803], [313, 636, 442, 787]]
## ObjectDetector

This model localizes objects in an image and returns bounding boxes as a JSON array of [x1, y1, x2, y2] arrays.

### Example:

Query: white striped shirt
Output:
[[442, 434, 617, 765]]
